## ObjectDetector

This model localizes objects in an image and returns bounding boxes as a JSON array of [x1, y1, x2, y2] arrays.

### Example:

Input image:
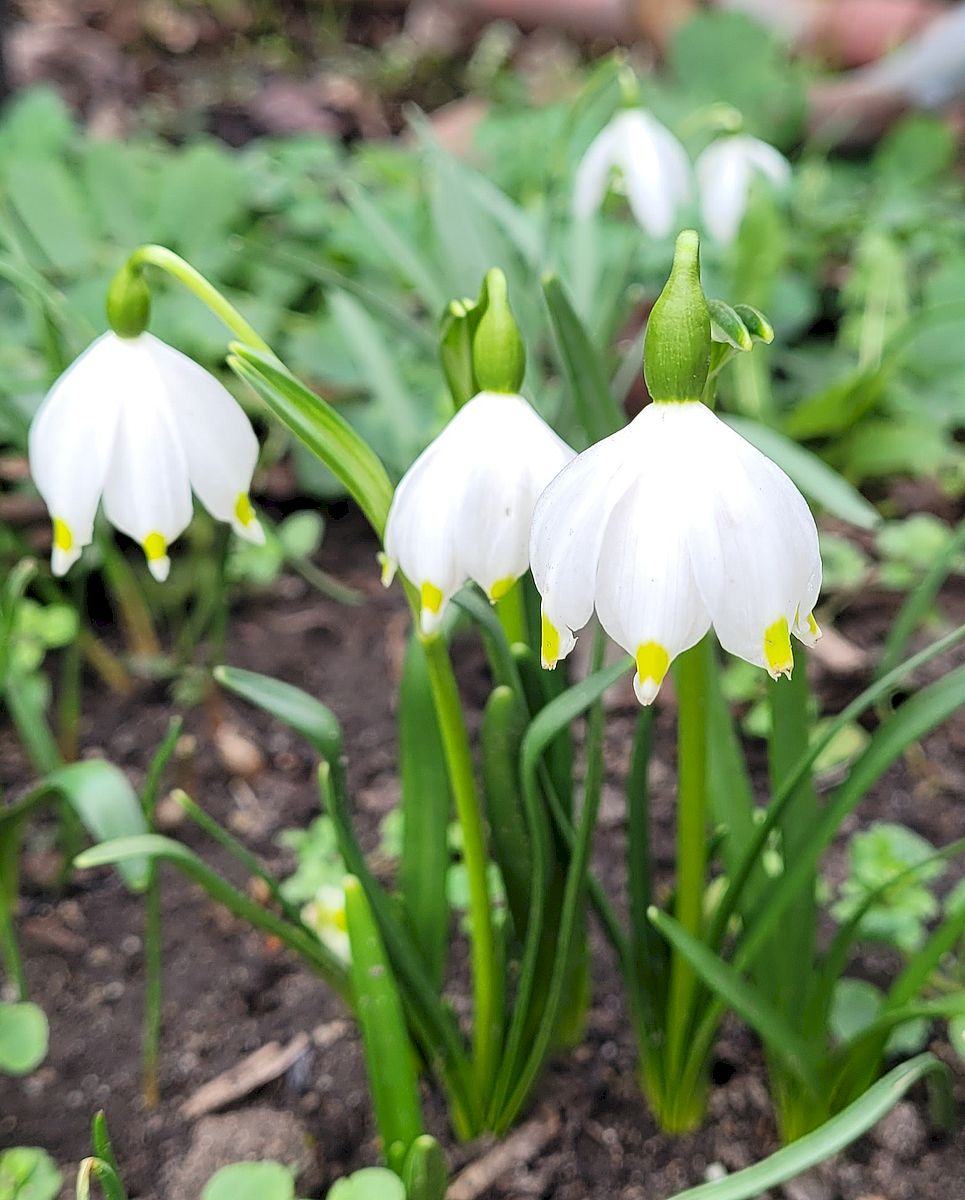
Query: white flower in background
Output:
[[530, 401, 821, 705], [696, 134, 791, 245], [29, 332, 264, 581], [383, 391, 575, 635], [302, 884, 351, 963], [574, 109, 692, 238]]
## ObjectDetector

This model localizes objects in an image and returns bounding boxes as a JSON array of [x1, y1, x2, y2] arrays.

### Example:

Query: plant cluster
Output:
[[1, 12, 963, 1199]]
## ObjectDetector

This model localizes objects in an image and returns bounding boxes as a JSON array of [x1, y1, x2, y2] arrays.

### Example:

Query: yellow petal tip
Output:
[[634, 641, 670, 705], [541, 611, 561, 669], [488, 575, 516, 603], [764, 617, 794, 679]]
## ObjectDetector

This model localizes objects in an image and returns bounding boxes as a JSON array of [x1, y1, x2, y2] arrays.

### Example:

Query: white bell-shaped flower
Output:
[[383, 391, 575, 635], [530, 400, 821, 705], [696, 134, 791, 245], [29, 331, 264, 581], [574, 109, 692, 238]]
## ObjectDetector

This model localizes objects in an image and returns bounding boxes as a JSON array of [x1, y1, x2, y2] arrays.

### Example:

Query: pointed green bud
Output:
[[439, 297, 478, 410], [644, 230, 711, 403], [734, 303, 774, 344], [402, 1135, 448, 1200], [472, 268, 525, 394], [106, 262, 150, 339]]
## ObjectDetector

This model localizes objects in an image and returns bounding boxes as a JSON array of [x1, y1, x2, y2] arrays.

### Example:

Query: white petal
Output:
[[141, 335, 263, 543], [690, 411, 821, 675], [454, 393, 574, 599], [384, 423, 467, 633], [698, 136, 790, 245], [619, 111, 692, 238], [101, 377, 193, 581], [697, 139, 754, 245], [530, 424, 639, 665], [740, 136, 791, 188], [592, 415, 713, 704], [573, 119, 622, 220], [28, 332, 127, 573]]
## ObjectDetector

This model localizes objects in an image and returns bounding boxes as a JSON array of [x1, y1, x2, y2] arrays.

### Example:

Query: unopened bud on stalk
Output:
[[106, 262, 151, 339], [644, 230, 711, 404], [439, 297, 478, 410], [472, 268, 525, 394]]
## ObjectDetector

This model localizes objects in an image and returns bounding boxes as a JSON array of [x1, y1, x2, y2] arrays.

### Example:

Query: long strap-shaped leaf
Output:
[[228, 346, 394, 538], [707, 624, 965, 955], [490, 657, 629, 1128], [665, 1054, 950, 1200], [684, 662, 965, 1094], [74, 834, 350, 998], [648, 909, 822, 1098], [215, 665, 478, 1133]]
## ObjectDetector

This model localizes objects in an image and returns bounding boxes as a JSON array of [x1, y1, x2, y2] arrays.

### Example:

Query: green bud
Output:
[[644, 230, 711, 403], [106, 263, 150, 339], [472, 268, 526, 394], [439, 297, 478, 410], [402, 1135, 448, 1200]]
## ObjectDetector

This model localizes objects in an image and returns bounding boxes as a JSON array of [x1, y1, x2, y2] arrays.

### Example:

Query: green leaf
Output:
[[669, 12, 806, 147], [0, 1147, 62, 1200], [877, 518, 965, 679], [873, 115, 954, 187], [399, 636, 450, 986], [215, 666, 341, 760], [0, 1003, 47, 1075], [202, 1162, 295, 1200], [648, 908, 821, 1096], [723, 415, 880, 530], [228, 346, 393, 538], [402, 1136, 448, 1200], [666, 1055, 948, 1200], [44, 762, 150, 891], [152, 142, 247, 259], [328, 291, 423, 473], [542, 273, 624, 445], [4, 158, 97, 274], [327, 1168, 406, 1200], [74, 834, 349, 998], [344, 876, 424, 1170], [340, 180, 447, 314]]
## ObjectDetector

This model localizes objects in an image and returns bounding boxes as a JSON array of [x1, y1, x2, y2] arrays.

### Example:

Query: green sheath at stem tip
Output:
[[644, 230, 712, 404], [472, 267, 526, 394], [106, 264, 151, 339]]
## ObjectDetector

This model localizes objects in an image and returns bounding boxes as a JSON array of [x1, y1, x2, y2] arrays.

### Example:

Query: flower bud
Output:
[[472, 268, 526, 395], [439, 297, 478, 410], [644, 230, 711, 404], [106, 263, 151, 339]]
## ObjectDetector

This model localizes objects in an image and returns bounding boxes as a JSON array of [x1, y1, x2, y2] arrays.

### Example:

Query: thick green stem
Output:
[[664, 638, 710, 1122], [494, 580, 528, 648], [126, 245, 272, 354], [420, 633, 499, 1106]]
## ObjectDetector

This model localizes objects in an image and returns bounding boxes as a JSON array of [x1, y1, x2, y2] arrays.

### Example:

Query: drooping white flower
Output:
[[574, 109, 692, 238], [696, 134, 791, 245], [530, 400, 821, 705], [29, 331, 263, 581], [383, 391, 575, 634]]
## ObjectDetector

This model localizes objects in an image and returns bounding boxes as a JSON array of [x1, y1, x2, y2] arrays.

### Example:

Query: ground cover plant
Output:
[[1, 6, 963, 1199]]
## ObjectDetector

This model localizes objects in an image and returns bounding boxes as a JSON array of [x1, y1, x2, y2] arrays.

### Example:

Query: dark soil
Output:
[[2, 510, 964, 1200]]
